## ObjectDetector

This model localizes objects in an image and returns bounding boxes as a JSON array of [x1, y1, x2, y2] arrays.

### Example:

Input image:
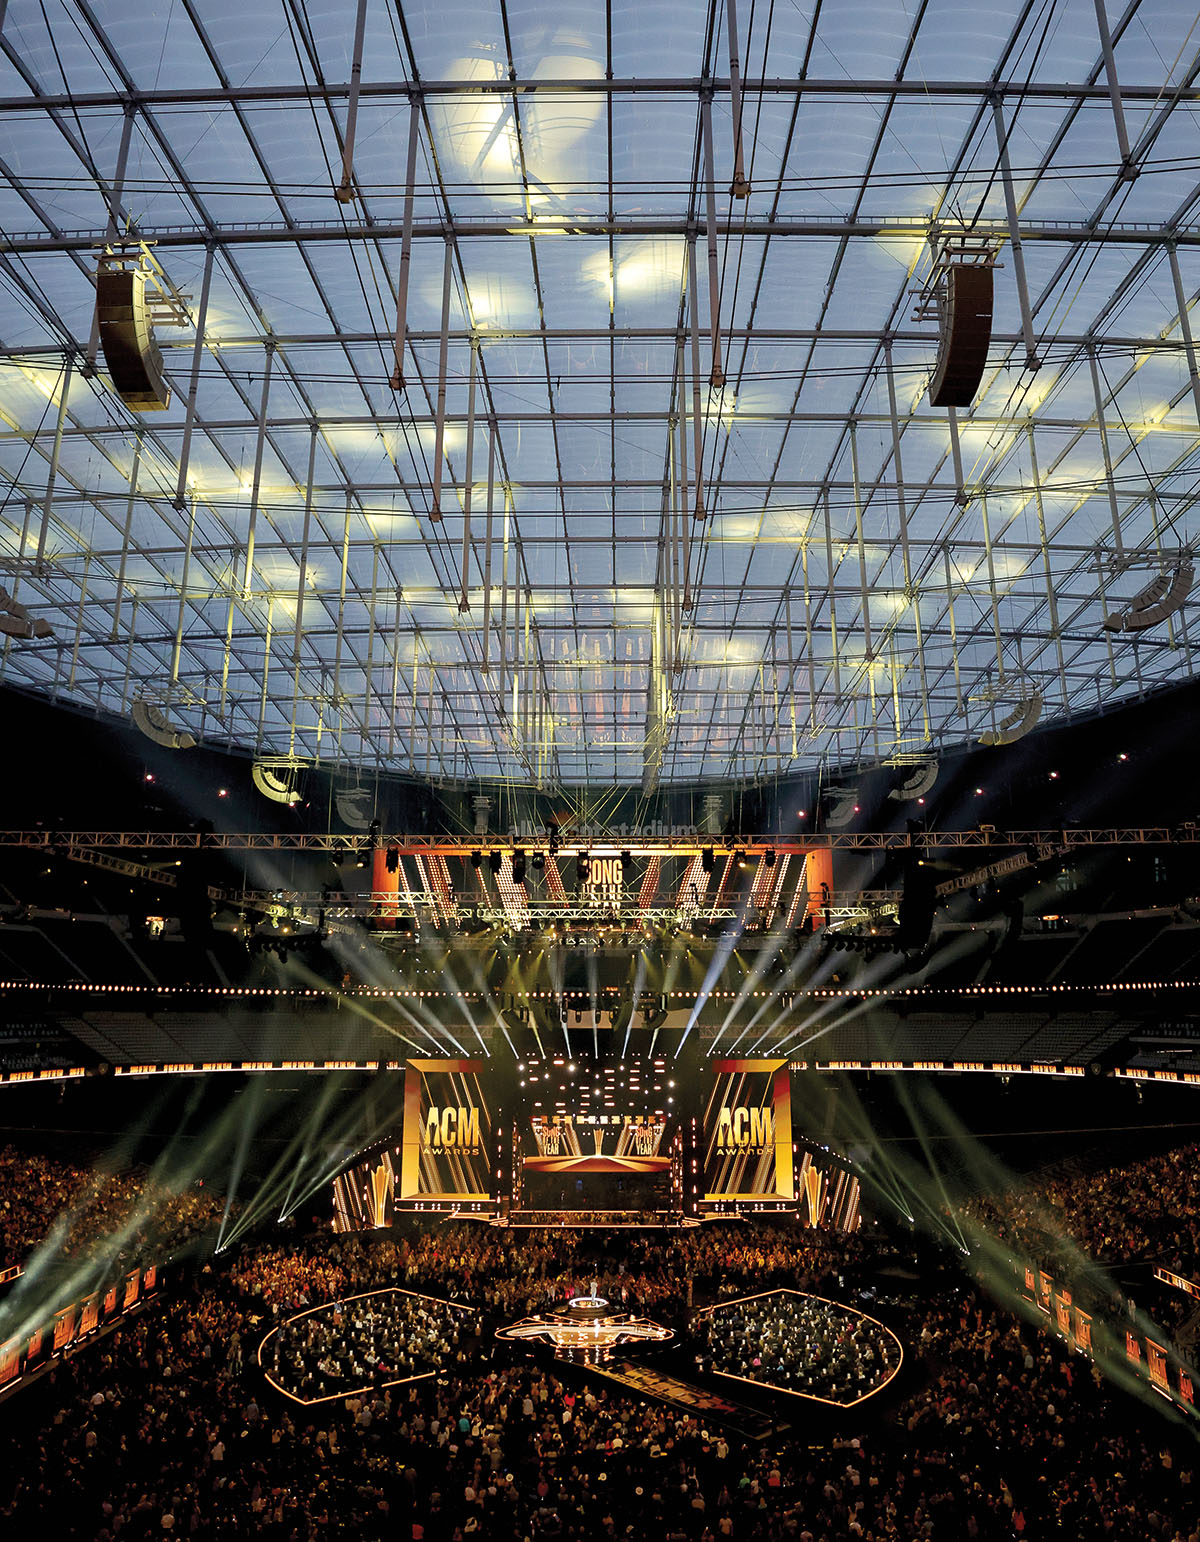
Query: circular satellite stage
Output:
[[496, 1306, 672, 1362], [562, 1294, 609, 1320]]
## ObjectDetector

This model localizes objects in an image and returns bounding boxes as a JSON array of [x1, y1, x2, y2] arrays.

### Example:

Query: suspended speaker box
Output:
[[96, 267, 171, 411], [928, 264, 993, 409]]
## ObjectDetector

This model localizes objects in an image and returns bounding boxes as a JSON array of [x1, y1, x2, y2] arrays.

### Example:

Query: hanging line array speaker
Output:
[[131, 698, 196, 750], [1102, 559, 1194, 633], [979, 689, 1042, 747], [96, 267, 172, 411], [929, 264, 993, 409]]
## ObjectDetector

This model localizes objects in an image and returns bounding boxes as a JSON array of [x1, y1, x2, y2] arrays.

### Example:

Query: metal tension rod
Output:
[[85, 103, 137, 373], [430, 239, 453, 521], [990, 95, 1041, 373], [1167, 244, 1200, 431], [173, 243, 214, 509], [1088, 344, 1125, 560], [725, 0, 751, 198], [242, 342, 275, 594], [699, 92, 726, 389], [36, 356, 72, 574], [389, 97, 422, 390], [459, 338, 478, 611], [687, 235, 706, 519], [1092, 0, 1138, 180], [335, 0, 370, 202]]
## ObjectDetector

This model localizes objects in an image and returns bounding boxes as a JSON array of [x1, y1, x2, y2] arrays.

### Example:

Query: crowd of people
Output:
[[5, 1135, 1200, 1537], [0, 1227, 1197, 1540], [0, 1144, 225, 1274], [961, 1141, 1200, 1275], [264, 1291, 474, 1402], [698, 1291, 900, 1404], [221, 1222, 885, 1326]]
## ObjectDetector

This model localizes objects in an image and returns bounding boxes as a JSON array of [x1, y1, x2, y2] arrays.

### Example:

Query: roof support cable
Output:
[[242, 342, 275, 597], [946, 404, 969, 508], [677, 342, 694, 624], [1092, 0, 1139, 182], [35, 355, 71, 575], [849, 422, 874, 665], [110, 434, 140, 641], [989, 94, 1041, 374], [725, 0, 751, 197], [255, 598, 274, 755], [498, 498, 510, 710], [389, 97, 421, 390], [481, 422, 496, 672], [85, 102, 136, 373], [699, 92, 726, 389], [941, 546, 964, 718], [293, 422, 318, 665], [1023, 423, 1069, 709], [978, 490, 1006, 682], [334, 0, 369, 203], [172, 243, 215, 511], [171, 496, 194, 686], [430, 238, 452, 521], [1167, 244, 1200, 432], [883, 339, 931, 743], [686, 235, 707, 519], [1088, 343, 1125, 561], [459, 339, 478, 612], [68, 551, 90, 692], [387, 586, 402, 759]]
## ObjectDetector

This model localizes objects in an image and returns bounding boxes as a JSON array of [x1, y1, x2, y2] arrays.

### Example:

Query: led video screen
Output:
[[516, 1056, 676, 1208], [703, 1058, 795, 1203]]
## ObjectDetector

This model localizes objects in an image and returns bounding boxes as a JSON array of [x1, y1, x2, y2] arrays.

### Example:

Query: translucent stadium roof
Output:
[[1, 0, 1199, 787]]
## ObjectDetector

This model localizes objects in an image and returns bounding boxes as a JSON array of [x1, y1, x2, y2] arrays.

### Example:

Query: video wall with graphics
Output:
[[333, 1058, 494, 1228], [795, 1142, 863, 1232], [703, 1058, 795, 1205], [515, 1056, 676, 1211]]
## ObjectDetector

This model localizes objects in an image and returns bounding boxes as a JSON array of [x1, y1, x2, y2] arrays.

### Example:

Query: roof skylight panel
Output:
[[904, 0, 1026, 79], [803, 0, 918, 82], [184, 5, 316, 91], [5, 1, 125, 95]]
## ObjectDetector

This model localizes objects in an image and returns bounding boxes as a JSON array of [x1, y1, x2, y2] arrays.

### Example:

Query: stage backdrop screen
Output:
[[513, 1056, 676, 1210], [397, 1057, 493, 1201], [336, 1057, 493, 1224], [704, 1058, 795, 1203]]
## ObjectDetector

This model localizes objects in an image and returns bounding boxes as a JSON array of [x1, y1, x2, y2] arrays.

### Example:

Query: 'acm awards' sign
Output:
[[715, 1105, 774, 1153], [422, 1105, 483, 1152]]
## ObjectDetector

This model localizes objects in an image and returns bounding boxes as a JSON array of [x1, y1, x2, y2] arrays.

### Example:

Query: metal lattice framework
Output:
[[1, 0, 1200, 788]]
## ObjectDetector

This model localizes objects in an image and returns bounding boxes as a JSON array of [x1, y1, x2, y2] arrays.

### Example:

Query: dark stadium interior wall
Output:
[[4, 674, 1200, 842]]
